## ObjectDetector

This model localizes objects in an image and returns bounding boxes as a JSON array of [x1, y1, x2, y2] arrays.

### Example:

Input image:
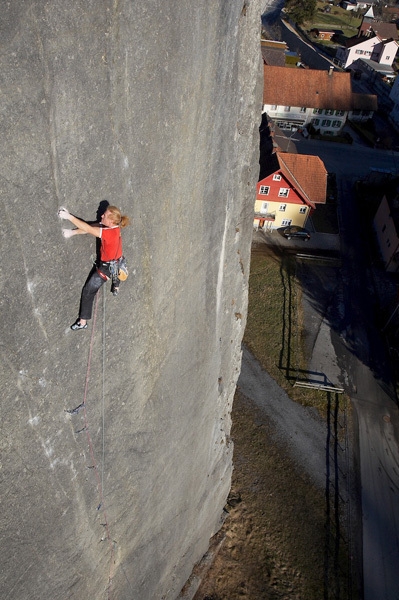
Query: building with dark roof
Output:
[[261, 39, 287, 67]]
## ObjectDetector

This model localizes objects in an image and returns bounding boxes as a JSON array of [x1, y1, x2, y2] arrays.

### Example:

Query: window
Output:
[[325, 109, 334, 116], [312, 118, 320, 126], [260, 202, 268, 214], [273, 174, 281, 181], [300, 107, 306, 113], [281, 219, 292, 226], [259, 185, 270, 195], [355, 49, 364, 55], [386, 56, 390, 61], [335, 110, 344, 116], [299, 207, 306, 214], [322, 119, 331, 127], [279, 204, 287, 211], [313, 108, 323, 114], [271, 104, 277, 110], [284, 106, 290, 112], [332, 120, 341, 128], [278, 188, 290, 198]]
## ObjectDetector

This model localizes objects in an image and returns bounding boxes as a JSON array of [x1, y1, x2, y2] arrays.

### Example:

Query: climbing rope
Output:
[[73, 289, 115, 598], [102, 285, 106, 507]]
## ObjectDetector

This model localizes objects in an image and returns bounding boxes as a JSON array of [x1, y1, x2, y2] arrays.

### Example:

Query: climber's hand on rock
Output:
[[58, 207, 70, 220], [62, 228, 75, 239]]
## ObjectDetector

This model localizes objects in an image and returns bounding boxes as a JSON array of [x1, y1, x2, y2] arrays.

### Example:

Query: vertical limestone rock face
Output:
[[0, 1, 262, 598]]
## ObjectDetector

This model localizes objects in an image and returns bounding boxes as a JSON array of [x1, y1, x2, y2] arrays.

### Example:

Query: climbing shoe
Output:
[[71, 320, 87, 331]]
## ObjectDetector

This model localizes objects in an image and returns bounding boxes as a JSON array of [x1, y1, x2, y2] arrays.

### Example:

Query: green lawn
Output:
[[303, 1, 362, 40], [243, 250, 330, 414], [243, 247, 349, 417]]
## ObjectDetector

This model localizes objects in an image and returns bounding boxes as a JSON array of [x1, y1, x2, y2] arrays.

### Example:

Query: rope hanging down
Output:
[[70, 288, 116, 598]]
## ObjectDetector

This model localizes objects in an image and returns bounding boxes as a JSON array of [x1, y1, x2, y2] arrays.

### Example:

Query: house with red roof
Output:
[[262, 65, 377, 137], [254, 152, 328, 231]]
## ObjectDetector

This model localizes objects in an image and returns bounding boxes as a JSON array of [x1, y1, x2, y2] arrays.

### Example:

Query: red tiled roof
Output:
[[263, 65, 359, 110], [277, 152, 327, 205]]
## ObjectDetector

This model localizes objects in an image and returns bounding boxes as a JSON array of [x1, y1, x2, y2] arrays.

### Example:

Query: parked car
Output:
[[283, 226, 310, 241]]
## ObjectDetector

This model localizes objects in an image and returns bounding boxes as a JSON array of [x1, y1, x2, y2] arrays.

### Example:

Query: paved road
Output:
[[337, 174, 399, 600], [253, 128, 399, 598], [238, 346, 327, 490], [259, 5, 399, 594], [293, 133, 399, 180], [262, 13, 339, 70]]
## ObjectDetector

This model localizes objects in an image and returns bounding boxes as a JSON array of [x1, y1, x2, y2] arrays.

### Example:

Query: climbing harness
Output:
[[95, 256, 128, 286]]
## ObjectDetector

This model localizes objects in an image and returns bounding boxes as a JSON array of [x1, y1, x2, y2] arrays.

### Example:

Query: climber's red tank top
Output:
[[99, 226, 122, 261]]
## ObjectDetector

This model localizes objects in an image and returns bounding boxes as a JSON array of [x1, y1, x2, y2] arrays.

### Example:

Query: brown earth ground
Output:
[[193, 388, 355, 600]]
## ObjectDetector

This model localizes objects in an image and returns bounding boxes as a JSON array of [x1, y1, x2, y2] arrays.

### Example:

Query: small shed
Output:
[[311, 28, 336, 41]]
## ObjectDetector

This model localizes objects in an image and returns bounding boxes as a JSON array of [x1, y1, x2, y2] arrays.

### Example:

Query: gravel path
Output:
[[238, 346, 327, 490]]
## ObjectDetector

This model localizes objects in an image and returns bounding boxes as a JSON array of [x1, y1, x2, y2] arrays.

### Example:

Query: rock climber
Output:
[[58, 205, 130, 330]]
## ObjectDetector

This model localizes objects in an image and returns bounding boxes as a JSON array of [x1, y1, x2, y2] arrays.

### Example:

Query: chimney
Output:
[[329, 65, 334, 76]]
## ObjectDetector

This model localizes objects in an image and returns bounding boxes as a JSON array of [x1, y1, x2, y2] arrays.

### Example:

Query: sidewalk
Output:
[[252, 227, 341, 255], [253, 230, 399, 599]]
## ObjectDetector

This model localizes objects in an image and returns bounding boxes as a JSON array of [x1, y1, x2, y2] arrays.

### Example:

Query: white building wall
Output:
[[263, 104, 308, 128], [346, 38, 379, 68], [264, 104, 348, 136]]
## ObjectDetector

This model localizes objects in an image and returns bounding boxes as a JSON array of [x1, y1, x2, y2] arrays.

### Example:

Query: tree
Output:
[[285, 0, 317, 25]]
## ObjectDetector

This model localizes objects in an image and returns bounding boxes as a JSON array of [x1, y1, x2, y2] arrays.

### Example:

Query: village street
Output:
[[294, 132, 399, 178], [251, 7, 399, 597], [241, 127, 399, 599]]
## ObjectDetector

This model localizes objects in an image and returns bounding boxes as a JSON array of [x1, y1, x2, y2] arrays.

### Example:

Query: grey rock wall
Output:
[[0, 1, 262, 598]]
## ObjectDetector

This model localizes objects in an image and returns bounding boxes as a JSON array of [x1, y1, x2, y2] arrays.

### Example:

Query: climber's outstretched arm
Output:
[[58, 207, 101, 238]]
